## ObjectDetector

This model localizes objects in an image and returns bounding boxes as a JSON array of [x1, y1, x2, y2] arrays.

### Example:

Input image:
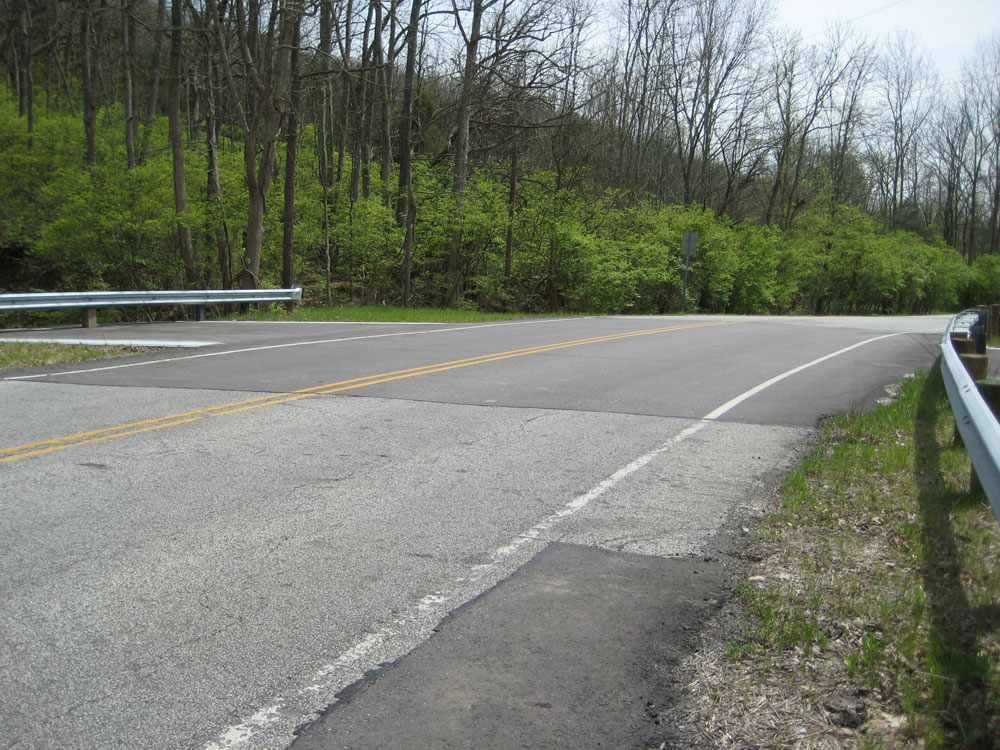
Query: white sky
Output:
[[773, 0, 999, 86]]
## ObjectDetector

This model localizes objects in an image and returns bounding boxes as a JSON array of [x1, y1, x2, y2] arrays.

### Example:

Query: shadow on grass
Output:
[[915, 365, 1000, 747]]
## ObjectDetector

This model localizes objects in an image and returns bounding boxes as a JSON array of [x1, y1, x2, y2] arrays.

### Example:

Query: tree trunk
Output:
[[318, 0, 334, 304], [205, 51, 232, 289], [281, 15, 302, 310], [395, 0, 422, 226], [504, 147, 517, 294], [140, 0, 167, 162], [81, 3, 97, 164], [122, 0, 137, 169], [378, 0, 397, 209], [19, 3, 34, 149], [448, 0, 485, 306], [402, 181, 415, 306], [207, 0, 301, 290], [351, 0, 374, 204], [169, 0, 196, 285]]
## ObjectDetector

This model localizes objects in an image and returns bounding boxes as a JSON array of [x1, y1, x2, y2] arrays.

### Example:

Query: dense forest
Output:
[[1, 0, 998, 315]]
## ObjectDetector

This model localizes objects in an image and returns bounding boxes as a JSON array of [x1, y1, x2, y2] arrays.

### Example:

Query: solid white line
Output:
[[204, 328, 924, 750], [1, 318, 579, 381], [0, 337, 219, 348], [702, 330, 909, 420], [202, 319, 485, 326]]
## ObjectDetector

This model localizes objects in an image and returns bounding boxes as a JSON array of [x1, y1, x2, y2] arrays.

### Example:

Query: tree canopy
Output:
[[0, 1, 997, 315]]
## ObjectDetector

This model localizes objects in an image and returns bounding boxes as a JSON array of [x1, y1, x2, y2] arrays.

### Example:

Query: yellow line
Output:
[[1, 418, 204, 463], [2, 323, 707, 454], [1, 321, 737, 462]]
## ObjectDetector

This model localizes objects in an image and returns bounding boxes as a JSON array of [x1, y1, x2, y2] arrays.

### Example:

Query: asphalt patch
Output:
[[292, 542, 727, 749]]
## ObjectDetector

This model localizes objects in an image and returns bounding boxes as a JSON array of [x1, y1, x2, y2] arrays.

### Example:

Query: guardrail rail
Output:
[[942, 308, 1000, 519], [0, 287, 302, 327]]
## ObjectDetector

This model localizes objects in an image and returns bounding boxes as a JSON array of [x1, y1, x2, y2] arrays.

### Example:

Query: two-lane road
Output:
[[0, 314, 946, 748]]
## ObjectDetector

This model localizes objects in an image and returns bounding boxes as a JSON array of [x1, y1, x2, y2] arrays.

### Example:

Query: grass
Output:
[[224, 303, 567, 323], [2, 302, 565, 329], [0, 342, 162, 371], [690, 368, 1000, 748]]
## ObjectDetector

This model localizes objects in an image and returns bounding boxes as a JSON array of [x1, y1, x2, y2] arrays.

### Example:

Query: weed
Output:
[[226, 304, 559, 324], [0, 341, 162, 371], [697, 369, 1000, 749]]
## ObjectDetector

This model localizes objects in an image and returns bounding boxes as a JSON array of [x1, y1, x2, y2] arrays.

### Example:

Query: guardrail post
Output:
[[82, 308, 97, 328], [972, 307, 989, 354], [943, 308, 1000, 516], [951, 335, 976, 355], [971, 379, 1000, 495], [990, 305, 1000, 338], [954, 353, 991, 446], [194, 305, 205, 322], [960, 353, 990, 381]]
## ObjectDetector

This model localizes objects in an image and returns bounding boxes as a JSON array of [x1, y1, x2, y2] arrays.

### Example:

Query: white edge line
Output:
[[2, 318, 577, 381], [203, 319, 531, 326], [0, 337, 218, 348], [205, 327, 931, 750], [703, 330, 921, 420]]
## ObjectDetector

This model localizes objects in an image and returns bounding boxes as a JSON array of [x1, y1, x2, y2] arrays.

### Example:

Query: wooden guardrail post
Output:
[[960, 353, 990, 381], [82, 307, 98, 328], [951, 335, 976, 355], [971, 379, 1000, 495], [990, 305, 1000, 338], [954, 352, 991, 447]]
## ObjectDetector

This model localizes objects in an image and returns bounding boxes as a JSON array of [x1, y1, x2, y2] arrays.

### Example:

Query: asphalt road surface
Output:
[[0, 314, 948, 749]]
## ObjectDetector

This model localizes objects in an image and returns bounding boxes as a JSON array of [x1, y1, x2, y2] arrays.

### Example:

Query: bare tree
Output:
[[762, 27, 857, 228], [821, 27, 875, 208], [614, 0, 679, 197], [968, 36, 1000, 256], [445, 0, 566, 304], [866, 31, 934, 230], [207, 0, 304, 288], [281, 13, 302, 306], [121, 0, 137, 168], [665, 0, 771, 208], [168, 0, 196, 284], [139, 0, 166, 163], [81, 1, 98, 164], [396, 0, 426, 304], [446, 0, 492, 304]]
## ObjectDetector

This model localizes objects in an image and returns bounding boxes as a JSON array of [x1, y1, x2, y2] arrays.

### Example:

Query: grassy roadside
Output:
[[2, 303, 559, 330], [225, 304, 563, 323], [0, 341, 162, 371], [688, 368, 1000, 749], [0, 306, 552, 370]]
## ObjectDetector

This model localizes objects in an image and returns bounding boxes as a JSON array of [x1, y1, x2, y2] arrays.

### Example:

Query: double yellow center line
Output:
[[1, 321, 736, 464]]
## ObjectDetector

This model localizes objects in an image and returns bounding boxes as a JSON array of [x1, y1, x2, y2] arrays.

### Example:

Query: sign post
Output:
[[681, 232, 697, 313]]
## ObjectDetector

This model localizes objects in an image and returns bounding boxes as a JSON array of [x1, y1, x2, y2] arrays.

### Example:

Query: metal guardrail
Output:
[[941, 308, 1000, 519], [0, 288, 302, 327]]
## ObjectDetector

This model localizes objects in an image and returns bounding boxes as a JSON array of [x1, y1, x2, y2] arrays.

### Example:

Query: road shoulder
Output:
[[291, 542, 730, 749]]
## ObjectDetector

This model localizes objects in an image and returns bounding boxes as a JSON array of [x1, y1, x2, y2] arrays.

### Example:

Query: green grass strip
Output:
[[704, 369, 1000, 748], [0, 342, 162, 371], [223, 304, 573, 324]]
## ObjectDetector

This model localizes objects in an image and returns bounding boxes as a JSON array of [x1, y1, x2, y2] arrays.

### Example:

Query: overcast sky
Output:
[[773, 0, 999, 87]]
